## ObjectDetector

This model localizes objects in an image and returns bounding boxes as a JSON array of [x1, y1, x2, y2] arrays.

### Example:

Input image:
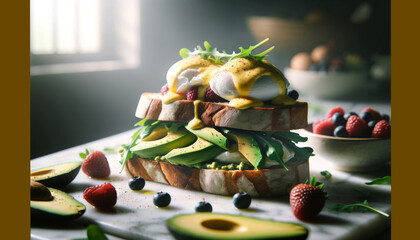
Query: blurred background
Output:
[[30, 0, 390, 159]]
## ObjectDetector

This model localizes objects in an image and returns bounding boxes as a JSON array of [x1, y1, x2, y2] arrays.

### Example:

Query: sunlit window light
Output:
[[30, 0, 101, 54]]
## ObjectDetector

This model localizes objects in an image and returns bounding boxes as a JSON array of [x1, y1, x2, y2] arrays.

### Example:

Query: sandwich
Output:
[[119, 39, 313, 197]]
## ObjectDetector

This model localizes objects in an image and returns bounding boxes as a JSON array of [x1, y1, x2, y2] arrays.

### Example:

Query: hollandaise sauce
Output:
[[163, 56, 296, 129]]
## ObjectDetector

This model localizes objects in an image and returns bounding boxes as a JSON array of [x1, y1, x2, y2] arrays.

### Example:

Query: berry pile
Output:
[[313, 106, 390, 138]]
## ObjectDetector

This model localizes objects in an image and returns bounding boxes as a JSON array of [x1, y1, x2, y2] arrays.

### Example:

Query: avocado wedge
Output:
[[167, 213, 308, 240], [131, 129, 197, 159], [31, 186, 86, 222], [163, 137, 225, 166], [30, 162, 82, 189], [225, 130, 264, 169], [186, 126, 229, 150]]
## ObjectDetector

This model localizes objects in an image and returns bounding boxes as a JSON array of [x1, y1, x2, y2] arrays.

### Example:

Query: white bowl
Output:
[[284, 68, 367, 99], [299, 124, 391, 172]]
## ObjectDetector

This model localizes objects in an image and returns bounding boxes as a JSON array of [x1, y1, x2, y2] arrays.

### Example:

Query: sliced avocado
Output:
[[31, 187, 86, 222], [226, 130, 263, 169], [163, 137, 225, 166], [167, 213, 308, 240], [142, 124, 168, 141], [186, 126, 229, 150], [30, 162, 82, 189], [130, 129, 197, 159]]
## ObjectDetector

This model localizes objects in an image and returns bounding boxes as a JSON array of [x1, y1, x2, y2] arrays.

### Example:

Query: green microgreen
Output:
[[320, 170, 332, 180], [179, 38, 274, 64], [71, 224, 108, 240], [365, 176, 391, 185], [328, 200, 389, 217]]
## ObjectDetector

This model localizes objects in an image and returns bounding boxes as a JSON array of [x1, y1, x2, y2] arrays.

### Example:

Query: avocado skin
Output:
[[166, 213, 308, 240], [31, 188, 86, 223], [167, 228, 308, 240], [31, 162, 82, 189]]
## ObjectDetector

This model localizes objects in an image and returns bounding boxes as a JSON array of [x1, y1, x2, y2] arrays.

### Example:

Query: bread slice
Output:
[[126, 157, 309, 197], [135, 93, 308, 131]]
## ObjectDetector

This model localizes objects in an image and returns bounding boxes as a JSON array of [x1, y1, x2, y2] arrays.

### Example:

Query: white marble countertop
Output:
[[31, 119, 391, 240]]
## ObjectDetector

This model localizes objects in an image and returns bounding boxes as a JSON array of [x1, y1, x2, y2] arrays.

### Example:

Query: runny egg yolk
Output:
[[163, 56, 296, 129]]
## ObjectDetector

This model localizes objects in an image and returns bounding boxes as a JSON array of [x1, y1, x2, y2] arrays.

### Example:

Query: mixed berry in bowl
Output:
[[313, 106, 390, 139]]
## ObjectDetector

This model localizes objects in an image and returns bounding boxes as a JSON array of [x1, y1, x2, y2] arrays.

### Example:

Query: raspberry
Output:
[[81, 150, 110, 179], [204, 87, 226, 102], [361, 107, 382, 121], [346, 115, 368, 137], [313, 118, 335, 136], [161, 84, 169, 95], [186, 86, 199, 101], [326, 106, 345, 118], [83, 183, 117, 210], [371, 120, 391, 138]]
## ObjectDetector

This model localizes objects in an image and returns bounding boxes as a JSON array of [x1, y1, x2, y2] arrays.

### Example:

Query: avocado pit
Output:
[[31, 181, 53, 201], [201, 219, 247, 232]]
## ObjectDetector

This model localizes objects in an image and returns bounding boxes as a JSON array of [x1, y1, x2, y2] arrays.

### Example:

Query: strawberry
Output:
[[346, 115, 368, 137], [81, 150, 110, 179], [187, 86, 199, 100], [204, 87, 226, 102], [371, 120, 391, 138], [361, 107, 382, 121], [83, 183, 117, 210], [290, 177, 326, 221], [313, 118, 335, 136], [326, 106, 345, 118], [161, 84, 169, 95]]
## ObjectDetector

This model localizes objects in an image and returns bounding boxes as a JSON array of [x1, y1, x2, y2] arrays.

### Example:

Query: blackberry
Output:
[[287, 89, 299, 100]]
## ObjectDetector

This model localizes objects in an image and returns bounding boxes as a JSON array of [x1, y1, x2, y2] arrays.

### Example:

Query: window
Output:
[[30, 0, 140, 75]]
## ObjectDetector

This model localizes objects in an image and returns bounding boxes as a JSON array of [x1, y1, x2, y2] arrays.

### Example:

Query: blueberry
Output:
[[195, 200, 212, 212], [344, 112, 358, 121], [287, 89, 299, 100], [334, 126, 349, 137], [129, 176, 145, 191], [233, 192, 252, 209], [368, 120, 378, 131], [381, 114, 390, 123], [361, 111, 373, 123], [332, 113, 346, 126], [153, 191, 171, 207]]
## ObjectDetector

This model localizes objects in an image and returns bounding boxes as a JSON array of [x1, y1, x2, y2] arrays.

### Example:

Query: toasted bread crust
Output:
[[126, 157, 309, 197], [135, 93, 308, 131]]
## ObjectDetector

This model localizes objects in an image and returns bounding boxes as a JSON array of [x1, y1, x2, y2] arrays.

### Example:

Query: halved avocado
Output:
[[130, 129, 197, 159], [167, 213, 308, 240], [30, 162, 82, 189], [163, 137, 225, 166], [31, 188, 86, 222]]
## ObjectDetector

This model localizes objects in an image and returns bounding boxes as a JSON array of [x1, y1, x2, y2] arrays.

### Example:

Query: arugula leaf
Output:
[[251, 132, 287, 170], [272, 131, 308, 143], [119, 128, 141, 173], [365, 176, 391, 185], [328, 200, 389, 217], [86, 224, 108, 240], [180, 38, 274, 64], [320, 170, 332, 179], [280, 139, 314, 160]]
